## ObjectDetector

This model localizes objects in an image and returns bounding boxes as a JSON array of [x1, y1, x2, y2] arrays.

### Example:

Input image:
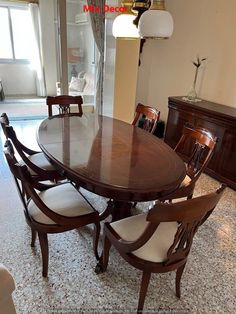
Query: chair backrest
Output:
[[4, 125, 51, 179], [147, 184, 225, 266], [0, 112, 10, 139], [46, 95, 83, 117], [4, 140, 29, 210], [132, 103, 160, 134], [175, 123, 217, 181]]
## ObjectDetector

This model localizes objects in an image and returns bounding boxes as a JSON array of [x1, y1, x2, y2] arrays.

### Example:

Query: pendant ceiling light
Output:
[[137, 0, 174, 39], [112, 1, 139, 38]]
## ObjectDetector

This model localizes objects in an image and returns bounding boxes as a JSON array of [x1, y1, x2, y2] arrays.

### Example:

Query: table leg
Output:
[[99, 200, 133, 222], [110, 200, 132, 221]]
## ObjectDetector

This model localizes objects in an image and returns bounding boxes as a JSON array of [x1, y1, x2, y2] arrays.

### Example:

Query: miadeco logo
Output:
[[83, 5, 128, 13]]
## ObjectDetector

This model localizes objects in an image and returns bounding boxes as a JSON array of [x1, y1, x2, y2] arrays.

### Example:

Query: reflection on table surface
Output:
[[37, 114, 186, 201]]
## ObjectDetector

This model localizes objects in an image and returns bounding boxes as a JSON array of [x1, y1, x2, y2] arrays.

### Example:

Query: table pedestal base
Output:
[[99, 200, 133, 222]]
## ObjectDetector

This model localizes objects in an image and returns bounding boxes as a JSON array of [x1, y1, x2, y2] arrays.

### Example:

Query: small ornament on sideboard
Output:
[[184, 56, 207, 102]]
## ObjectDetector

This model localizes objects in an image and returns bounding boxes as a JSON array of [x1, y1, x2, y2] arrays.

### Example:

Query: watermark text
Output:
[[83, 5, 128, 13]]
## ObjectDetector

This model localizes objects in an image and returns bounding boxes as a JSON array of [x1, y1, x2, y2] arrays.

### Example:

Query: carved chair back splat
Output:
[[132, 103, 160, 134], [159, 124, 217, 201]]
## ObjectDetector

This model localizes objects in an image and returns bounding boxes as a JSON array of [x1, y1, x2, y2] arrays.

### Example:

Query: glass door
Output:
[[57, 0, 96, 109]]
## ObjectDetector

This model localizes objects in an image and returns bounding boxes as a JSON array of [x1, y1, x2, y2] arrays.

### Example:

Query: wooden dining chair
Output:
[[159, 123, 217, 202], [132, 103, 160, 134], [96, 185, 225, 313], [4, 140, 101, 277], [46, 95, 83, 117]]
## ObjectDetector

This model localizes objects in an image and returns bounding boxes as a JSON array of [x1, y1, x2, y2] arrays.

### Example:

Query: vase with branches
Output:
[[187, 56, 207, 101]]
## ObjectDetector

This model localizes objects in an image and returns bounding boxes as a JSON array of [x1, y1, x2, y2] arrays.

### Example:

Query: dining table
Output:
[[37, 113, 186, 221]]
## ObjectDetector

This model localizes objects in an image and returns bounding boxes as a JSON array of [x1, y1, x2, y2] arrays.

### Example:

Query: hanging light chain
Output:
[[150, 0, 166, 10], [121, 0, 136, 15]]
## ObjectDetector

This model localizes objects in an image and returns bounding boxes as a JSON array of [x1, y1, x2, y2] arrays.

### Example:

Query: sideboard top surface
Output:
[[169, 96, 236, 121]]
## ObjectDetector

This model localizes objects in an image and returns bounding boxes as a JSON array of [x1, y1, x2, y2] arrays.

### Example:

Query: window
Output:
[[0, 5, 34, 62]]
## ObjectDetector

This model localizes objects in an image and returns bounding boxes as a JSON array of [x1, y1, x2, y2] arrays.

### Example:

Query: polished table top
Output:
[[37, 114, 186, 202]]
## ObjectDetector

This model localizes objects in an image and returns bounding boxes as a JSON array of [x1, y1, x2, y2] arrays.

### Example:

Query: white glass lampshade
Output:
[[112, 14, 140, 39], [138, 10, 174, 39]]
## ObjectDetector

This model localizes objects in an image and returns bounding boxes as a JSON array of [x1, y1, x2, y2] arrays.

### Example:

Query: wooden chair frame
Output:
[[1, 112, 64, 182], [4, 124, 63, 181], [132, 103, 160, 134], [97, 185, 225, 313], [46, 95, 83, 117], [4, 140, 100, 277], [1, 113, 11, 139], [159, 123, 217, 201]]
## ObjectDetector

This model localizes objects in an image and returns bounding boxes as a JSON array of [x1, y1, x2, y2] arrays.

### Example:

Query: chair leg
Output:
[[95, 233, 111, 274], [175, 262, 186, 298], [38, 232, 49, 277], [31, 229, 37, 247], [93, 222, 101, 261], [137, 271, 151, 313], [187, 194, 193, 200], [101, 234, 112, 271]]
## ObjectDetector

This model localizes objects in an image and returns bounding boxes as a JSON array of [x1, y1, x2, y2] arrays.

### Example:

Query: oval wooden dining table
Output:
[[37, 114, 186, 221]]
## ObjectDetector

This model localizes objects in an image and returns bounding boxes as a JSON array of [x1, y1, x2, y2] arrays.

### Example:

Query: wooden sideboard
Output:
[[165, 96, 236, 190]]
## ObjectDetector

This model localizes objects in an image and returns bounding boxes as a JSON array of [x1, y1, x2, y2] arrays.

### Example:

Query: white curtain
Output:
[[28, 3, 46, 96]]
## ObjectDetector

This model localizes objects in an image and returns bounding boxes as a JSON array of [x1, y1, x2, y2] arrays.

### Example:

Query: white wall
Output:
[[0, 63, 36, 96], [113, 38, 140, 123], [136, 0, 236, 122]]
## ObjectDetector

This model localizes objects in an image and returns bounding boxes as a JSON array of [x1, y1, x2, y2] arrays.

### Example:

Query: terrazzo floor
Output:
[[0, 98, 47, 119], [0, 120, 235, 314]]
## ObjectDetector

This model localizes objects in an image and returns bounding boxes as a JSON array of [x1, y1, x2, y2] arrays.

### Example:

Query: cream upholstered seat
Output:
[[28, 153, 55, 171], [0, 264, 16, 314], [111, 214, 178, 263], [17, 152, 56, 176], [180, 174, 191, 187], [28, 183, 94, 225]]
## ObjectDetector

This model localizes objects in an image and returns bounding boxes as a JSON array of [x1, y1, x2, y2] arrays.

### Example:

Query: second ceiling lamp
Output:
[[112, 0, 174, 39]]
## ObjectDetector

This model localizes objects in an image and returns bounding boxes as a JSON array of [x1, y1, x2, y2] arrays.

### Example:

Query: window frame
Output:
[[0, 4, 31, 64]]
